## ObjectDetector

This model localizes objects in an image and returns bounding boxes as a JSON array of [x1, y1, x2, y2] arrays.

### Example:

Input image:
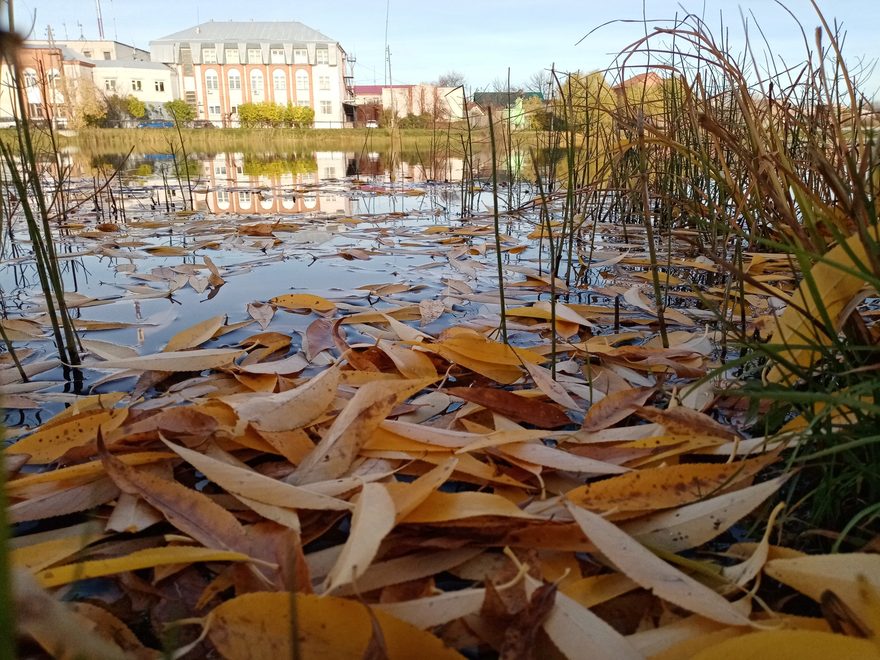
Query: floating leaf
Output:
[[271, 293, 336, 314]]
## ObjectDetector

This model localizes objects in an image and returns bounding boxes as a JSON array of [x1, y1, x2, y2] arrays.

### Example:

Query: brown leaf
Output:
[[97, 437, 253, 555], [581, 386, 654, 432], [500, 583, 557, 660], [291, 377, 434, 484], [447, 387, 571, 428]]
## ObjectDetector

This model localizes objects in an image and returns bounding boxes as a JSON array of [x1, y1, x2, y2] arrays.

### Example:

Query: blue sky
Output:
[[17, 0, 880, 96]]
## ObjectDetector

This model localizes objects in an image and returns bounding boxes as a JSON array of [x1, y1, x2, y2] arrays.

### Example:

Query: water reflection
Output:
[[66, 149, 470, 217]]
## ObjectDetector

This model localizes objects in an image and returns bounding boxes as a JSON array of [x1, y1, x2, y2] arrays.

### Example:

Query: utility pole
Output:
[[95, 0, 105, 39]]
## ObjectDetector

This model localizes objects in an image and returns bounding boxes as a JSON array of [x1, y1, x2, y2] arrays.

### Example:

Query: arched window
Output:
[[205, 70, 218, 92], [250, 70, 263, 96], [228, 70, 241, 90], [23, 68, 37, 87], [295, 70, 309, 92], [46, 69, 60, 89], [273, 70, 286, 91]]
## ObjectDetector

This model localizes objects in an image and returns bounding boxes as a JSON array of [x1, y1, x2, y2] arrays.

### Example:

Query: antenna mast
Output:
[[95, 0, 105, 39]]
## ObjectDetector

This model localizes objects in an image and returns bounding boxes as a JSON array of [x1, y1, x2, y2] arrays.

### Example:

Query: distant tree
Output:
[[164, 99, 196, 124], [524, 69, 552, 97], [436, 70, 466, 88], [126, 96, 146, 119], [70, 79, 106, 128]]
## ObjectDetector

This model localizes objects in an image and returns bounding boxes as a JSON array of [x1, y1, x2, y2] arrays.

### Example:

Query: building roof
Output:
[[612, 72, 665, 92], [151, 21, 335, 45], [22, 43, 95, 66]]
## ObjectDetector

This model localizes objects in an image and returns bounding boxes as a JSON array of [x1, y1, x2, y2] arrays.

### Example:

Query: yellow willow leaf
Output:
[[10, 527, 104, 572], [225, 365, 339, 433], [36, 546, 253, 588], [506, 301, 596, 327], [386, 458, 458, 522], [7, 409, 127, 463], [401, 490, 538, 523], [99, 442, 252, 554], [163, 315, 226, 352], [375, 588, 486, 629], [523, 361, 584, 412], [722, 502, 786, 587], [767, 226, 880, 385], [566, 503, 751, 626], [5, 452, 175, 497], [498, 442, 629, 476], [764, 553, 880, 629], [291, 377, 435, 484], [162, 439, 352, 512], [560, 573, 638, 609], [581, 386, 654, 432], [83, 348, 243, 372], [377, 339, 438, 379], [566, 454, 777, 515], [270, 293, 336, 313], [81, 339, 139, 361], [523, 574, 642, 660], [691, 630, 880, 660], [436, 328, 545, 366], [622, 473, 790, 552], [207, 592, 463, 659], [324, 483, 396, 593], [7, 478, 119, 524]]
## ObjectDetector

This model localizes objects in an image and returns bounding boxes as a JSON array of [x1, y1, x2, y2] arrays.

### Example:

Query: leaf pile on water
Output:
[[2, 184, 878, 657], [5, 283, 878, 658]]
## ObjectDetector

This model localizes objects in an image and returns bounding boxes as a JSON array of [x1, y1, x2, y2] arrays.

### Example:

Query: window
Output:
[[295, 70, 309, 92], [270, 48, 284, 64], [202, 48, 217, 63], [293, 48, 307, 64], [23, 69, 37, 87], [316, 49, 329, 64], [250, 70, 263, 95], [83, 50, 92, 57], [216, 189, 230, 204], [205, 70, 218, 92], [154, 80, 165, 92], [225, 48, 239, 64], [323, 166, 336, 179], [319, 75, 330, 91], [320, 100, 332, 114], [215, 164, 227, 175], [181, 47, 193, 76], [184, 91, 196, 104], [47, 69, 60, 89], [228, 70, 241, 90], [296, 99, 309, 107], [103, 51, 111, 60], [239, 191, 252, 205], [208, 105, 221, 115], [104, 78, 117, 92], [273, 70, 286, 91], [247, 48, 262, 64], [131, 79, 142, 91], [28, 102, 43, 117]]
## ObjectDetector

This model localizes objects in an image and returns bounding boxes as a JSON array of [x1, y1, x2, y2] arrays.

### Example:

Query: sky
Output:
[[14, 0, 880, 96]]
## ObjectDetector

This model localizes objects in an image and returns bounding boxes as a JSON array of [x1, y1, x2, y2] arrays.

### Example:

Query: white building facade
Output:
[[150, 21, 354, 127]]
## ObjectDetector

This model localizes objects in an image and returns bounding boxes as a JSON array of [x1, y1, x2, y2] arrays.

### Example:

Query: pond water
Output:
[[1, 144, 719, 435], [0, 149, 572, 426]]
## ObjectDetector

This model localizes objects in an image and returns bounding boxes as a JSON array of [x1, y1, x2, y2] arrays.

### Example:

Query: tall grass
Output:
[[539, 3, 880, 544]]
